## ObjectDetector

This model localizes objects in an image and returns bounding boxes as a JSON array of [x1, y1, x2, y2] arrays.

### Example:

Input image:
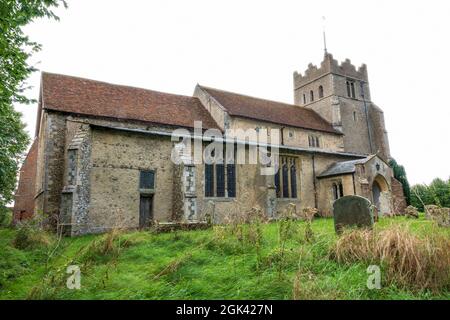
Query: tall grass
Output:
[[331, 225, 450, 291]]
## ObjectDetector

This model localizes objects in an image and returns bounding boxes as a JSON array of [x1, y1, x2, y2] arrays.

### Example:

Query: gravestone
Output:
[[404, 205, 419, 219], [333, 195, 374, 234]]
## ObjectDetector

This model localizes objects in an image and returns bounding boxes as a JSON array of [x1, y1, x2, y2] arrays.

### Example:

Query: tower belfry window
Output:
[[346, 80, 356, 98]]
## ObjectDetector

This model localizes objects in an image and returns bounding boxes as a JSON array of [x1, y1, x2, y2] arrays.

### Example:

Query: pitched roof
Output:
[[41, 72, 220, 130], [199, 85, 340, 134], [317, 155, 376, 178]]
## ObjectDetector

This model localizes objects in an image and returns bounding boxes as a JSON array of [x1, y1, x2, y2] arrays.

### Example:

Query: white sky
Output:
[[15, 0, 450, 185]]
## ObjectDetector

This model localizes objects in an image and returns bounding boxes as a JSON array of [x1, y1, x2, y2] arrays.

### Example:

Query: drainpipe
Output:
[[352, 172, 356, 195], [360, 81, 374, 154]]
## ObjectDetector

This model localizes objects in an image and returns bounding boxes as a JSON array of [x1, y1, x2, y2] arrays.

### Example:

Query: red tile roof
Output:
[[41, 72, 220, 130], [199, 85, 340, 134]]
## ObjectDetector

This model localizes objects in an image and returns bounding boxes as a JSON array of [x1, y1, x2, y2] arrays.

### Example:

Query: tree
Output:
[[389, 158, 411, 205], [0, 0, 67, 213], [410, 178, 450, 212]]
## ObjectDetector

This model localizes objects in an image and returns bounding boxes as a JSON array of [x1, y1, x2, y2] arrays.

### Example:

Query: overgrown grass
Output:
[[0, 214, 449, 300]]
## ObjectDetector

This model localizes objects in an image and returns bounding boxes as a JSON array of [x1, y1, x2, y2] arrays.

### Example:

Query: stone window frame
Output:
[[275, 154, 299, 200], [308, 134, 321, 148], [332, 180, 344, 201], [303, 93, 307, 105], [310, 90, 314, 102]]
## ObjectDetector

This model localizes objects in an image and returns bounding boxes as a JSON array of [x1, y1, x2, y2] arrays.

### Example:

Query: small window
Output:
[[332, 182, 344, 200], [288, 130, 294, 138], [303, 94, 307, 104], [353, 111, 357, 121], [308, 135, 320, 148], [346, 80, 356, 98], [140, 170, 155, 189], [310, 90, 314, 102], [275, 156, 298, 199], [318, 85, 324, 98]]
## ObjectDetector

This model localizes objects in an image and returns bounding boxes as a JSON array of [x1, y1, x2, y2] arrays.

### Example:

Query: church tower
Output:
[[293, 53, 391, 160]]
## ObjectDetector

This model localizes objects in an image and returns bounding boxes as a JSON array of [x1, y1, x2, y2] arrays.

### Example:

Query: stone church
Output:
[[13, 53, 406, 235]]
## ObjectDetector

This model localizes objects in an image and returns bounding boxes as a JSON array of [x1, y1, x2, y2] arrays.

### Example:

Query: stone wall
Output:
[[228, 117, 344, 152], [33, 111, 67, 227], [88, 127, 175, 232]]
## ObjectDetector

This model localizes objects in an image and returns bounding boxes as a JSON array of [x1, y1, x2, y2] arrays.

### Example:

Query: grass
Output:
[[0, 214, 449, 300]]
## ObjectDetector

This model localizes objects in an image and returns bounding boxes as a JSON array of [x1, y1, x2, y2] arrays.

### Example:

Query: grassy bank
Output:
[[0, 215, 449, 300]]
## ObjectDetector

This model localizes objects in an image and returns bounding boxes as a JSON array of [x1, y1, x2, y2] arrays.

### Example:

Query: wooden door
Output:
[[139, 195, 153, 228]]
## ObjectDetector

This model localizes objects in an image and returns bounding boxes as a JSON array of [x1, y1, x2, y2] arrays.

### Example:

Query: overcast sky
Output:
[[15, 0, 449, 185]]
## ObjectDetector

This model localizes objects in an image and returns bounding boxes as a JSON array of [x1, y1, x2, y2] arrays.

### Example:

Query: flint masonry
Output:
[[13, 53, 406, 235]]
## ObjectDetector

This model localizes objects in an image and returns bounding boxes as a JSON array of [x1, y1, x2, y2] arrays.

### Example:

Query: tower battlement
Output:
[[294, 53, 368, 89]]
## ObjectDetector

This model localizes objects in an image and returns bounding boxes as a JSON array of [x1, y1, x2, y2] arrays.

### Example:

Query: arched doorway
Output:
[[372, 175, 390, 216]]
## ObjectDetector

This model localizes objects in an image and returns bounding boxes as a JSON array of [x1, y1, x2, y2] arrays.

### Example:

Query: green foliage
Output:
[[410, 178, 450, 211], [0, 205, 12, 226], [0, 0, 66, 209], [389, 158, 411, 205]]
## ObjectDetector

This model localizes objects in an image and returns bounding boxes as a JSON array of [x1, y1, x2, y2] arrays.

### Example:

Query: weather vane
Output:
[[322, 16, 328, 55]]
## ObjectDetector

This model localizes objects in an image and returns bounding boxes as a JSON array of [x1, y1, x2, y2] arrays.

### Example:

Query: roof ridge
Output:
[[42, 71, 198, 101], [198, 84, 314, 111]]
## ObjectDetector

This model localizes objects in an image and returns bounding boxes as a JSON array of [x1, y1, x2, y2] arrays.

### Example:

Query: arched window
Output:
[[318, 85, 324, 98], [310, 90, 314, 102], [303, 94, 306, 104]]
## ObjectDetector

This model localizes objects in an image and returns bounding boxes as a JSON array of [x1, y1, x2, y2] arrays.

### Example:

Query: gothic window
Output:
[[332, 182, 344, 200], [310, 90, 314, 102], [275, 156, 298, 199], [308, 135, 320, 148], [204, 146, 236, 198], [140, 170, 155, 190], [318, 85, 324, 98], [346, 79, 356, 98], [303, 94, 307, 104]]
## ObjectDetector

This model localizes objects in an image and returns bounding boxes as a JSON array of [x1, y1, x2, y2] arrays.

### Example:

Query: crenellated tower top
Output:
[[294, 53, 368, 89]]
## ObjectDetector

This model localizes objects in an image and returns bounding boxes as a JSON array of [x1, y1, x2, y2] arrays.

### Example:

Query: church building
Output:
[[13, 53, 406, 235]]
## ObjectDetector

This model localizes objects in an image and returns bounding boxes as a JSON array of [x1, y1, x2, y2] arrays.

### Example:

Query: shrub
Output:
[[330, 225, 450, 292], [12, 222, 53, 250]]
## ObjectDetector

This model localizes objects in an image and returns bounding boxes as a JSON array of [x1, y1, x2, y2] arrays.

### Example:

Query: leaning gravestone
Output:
[[333, 195, 374, 234]]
